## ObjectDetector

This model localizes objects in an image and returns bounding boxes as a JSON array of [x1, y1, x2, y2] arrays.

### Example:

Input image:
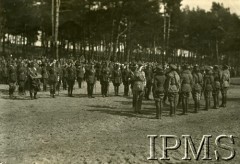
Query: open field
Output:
[[0, 82, 239, 164]]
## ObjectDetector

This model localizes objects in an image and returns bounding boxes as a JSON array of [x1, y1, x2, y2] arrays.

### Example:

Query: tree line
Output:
[[0, 0, 240, 66]]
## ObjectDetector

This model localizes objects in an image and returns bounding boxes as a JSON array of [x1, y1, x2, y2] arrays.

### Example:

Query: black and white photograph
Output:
[[0, 0, 239, 163]]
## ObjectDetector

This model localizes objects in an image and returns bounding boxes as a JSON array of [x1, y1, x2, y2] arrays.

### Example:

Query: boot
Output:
[[182, 99, 186, 115], [185, 98, 188, 113], [34, 93, 37, 99], [30, 92, 33, 100], [156, 102, 159, 119], [194, 102, 198, 113]]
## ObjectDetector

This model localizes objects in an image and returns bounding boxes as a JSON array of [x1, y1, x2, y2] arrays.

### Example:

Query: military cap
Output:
[[183, 64, 189, 70], [214, 65, 219, 70], [223, 64, 229, 69], [169, 64, 177, 70], [138, 61, 143, 66]]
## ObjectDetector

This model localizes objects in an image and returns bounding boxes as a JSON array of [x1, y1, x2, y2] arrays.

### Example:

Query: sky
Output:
[[181, 0, 240, 15]]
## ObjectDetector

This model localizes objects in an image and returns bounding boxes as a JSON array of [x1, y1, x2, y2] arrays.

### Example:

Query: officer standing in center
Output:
[[100, 61, 111, 97], [86, 62, 96, 98], [67, 61, 76, 97]]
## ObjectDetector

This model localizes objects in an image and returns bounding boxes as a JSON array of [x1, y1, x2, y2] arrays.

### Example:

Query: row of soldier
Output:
[[0, 57, 230, 119]]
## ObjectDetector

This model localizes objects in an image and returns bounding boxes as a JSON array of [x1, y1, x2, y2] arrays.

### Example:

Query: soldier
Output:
[[132, 62, 146, 114], [62, 63, 68, 90], [76, 62, 85, 89], [166, 64, 180, 116], [122, 63, 131, 96], [41, 63, 49, 91], [67, 61, 76, 97], [86, 62, 96, 98], [180, 64, 193, 115], [203, 67, 214, 110], [100, 62, 111, 97], [192, 65, 203, 113], [8, 63, 17, 99], [112, 63, 122, 96], [144, 64, 153, 100], [18, 62, 27, 95], [212, 65, 222, 109], [2, 62, 9, 84], [48, 62, 58, 98], [153, 65, 166, 119], [55, 61, 62, 95], [220, 64, 230, 108], [28, 62, 41, 100]]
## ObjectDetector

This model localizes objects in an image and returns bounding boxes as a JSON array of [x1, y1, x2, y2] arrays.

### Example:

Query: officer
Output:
[[144, 64, 153, 100], [192, 65, 203, 113], [62, 63, 68, 90], [55, 61, 63, 95], [28, 62, 41, 99], [41, 63, 49, 91], [180, 64, 193, 115], [48, 63, 58, 98], [76, 62, 85, 89], [8, 63, 17, 99], [67, 61, 76, 97], [122, 63, 131, 96], [153, 65, 166, 119], [86, 62, 96, 98], [132, 62, 146, 114], [18, 62, 27, 96], [112, 63, 122, 96], [220, 64, 230, 108], [212, 65, 222, 109], [166, 64, 180, 116], [203, 67, 214, 110], [100, 61, 111, 97]]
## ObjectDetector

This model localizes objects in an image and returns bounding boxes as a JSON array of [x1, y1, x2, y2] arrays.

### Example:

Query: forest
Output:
[[0, 0, 240, 65]]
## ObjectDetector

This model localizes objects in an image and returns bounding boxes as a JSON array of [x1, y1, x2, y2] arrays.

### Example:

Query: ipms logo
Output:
[[147, 135, 236, 161]]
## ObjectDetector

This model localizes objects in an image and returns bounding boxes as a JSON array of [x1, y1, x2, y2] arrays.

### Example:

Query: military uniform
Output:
[[122, 64, 131, 96], [18, 64, 27, 95], [62, 65, 68, 90], [67, 64, 76, 97], [28, 63, 41, 99], [153, 65, 166, 119], [86, 64, 96, 98], [100, 64, 111, 97], [8, 64, 17, 99], [48, 65, 58, 98], [166, 64, 180, 116], [76, 64, 85, 89], [212, 66, 222, 109], [192, 66, 203, 113], [203, 68, 214, 110], [55, 64, 63, 94], [144, 65, 153, 100], [220, 65, 230, 107], [41, 64, 49, 91], [132, 65, 146, 113], [180, 65, 193, 114], [112, 64, 122, 96]]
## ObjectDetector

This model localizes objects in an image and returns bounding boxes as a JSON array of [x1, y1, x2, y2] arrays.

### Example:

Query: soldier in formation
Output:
[[0, 55, 232, 119], [153, 65, 166, 119]]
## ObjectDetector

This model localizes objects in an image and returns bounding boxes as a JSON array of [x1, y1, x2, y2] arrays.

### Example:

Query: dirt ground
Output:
[[0, 81, 239, 164]]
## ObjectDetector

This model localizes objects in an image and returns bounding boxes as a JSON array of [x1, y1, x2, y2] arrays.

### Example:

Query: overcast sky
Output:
[[182, 0, 240, 15]]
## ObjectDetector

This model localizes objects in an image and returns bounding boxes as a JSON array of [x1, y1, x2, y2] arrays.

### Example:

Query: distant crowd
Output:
[[0, 55, 232, 119]]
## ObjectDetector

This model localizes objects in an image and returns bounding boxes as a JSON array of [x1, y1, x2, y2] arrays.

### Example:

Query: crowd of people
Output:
[[0, 56, 231, 119]]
